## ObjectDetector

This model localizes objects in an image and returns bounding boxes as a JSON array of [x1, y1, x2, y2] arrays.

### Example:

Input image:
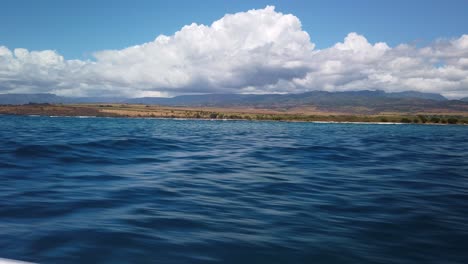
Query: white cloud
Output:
[[292, 32, 468, 97], [0, 6, 467, 98], [88, 5, 313, 94]]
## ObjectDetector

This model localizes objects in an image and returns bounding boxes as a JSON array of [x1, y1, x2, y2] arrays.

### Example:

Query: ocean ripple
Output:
[[0, 116, 467, 263]]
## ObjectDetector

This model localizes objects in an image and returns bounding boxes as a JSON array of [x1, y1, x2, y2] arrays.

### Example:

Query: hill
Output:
[[124, 90, 466, 114], [1, 90, 467, 114]]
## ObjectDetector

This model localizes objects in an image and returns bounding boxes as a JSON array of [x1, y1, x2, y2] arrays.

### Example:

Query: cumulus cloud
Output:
[[0, 6, 467, 98], [89, 5, 313, 94], [292, 32, 468, 98]]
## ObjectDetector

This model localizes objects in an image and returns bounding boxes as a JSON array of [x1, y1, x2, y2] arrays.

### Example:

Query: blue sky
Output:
[[0, 0, 467, 98], [1, 0, 467, 59]]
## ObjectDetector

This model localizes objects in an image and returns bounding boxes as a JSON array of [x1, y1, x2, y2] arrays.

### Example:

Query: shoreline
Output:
[[0, 113, 465, 126], [1, 104, 467, 125]]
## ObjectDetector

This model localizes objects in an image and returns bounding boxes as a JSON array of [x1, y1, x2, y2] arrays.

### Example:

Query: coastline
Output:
[[1, 103, 467, 125], [0, 104, 468, 125]]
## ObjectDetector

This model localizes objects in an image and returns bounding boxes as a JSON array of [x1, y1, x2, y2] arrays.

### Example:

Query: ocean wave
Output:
[[1, 115, 467, 263]]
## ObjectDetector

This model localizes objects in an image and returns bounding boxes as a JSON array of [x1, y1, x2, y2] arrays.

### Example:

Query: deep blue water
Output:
[[0, 115, 467, 263]]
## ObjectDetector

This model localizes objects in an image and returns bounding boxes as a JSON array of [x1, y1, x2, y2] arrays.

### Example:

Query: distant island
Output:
[[1, 90, 468, 124]]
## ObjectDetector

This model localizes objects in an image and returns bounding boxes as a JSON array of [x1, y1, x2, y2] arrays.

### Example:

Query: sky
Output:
[[0, 0, 467, 98]]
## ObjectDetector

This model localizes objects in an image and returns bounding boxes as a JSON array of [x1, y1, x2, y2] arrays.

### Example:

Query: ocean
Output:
[[0, 115, 467, 263]]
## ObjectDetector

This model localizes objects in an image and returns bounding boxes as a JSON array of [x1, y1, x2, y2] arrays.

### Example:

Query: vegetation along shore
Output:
[[1, 103, 467, 125]]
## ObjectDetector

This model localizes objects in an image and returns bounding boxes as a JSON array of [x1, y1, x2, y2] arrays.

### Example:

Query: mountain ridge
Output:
[[1, 90, 466, 114]]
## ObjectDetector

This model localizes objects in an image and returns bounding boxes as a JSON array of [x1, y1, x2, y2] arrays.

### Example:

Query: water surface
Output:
[[0, 115, 467, 263]]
